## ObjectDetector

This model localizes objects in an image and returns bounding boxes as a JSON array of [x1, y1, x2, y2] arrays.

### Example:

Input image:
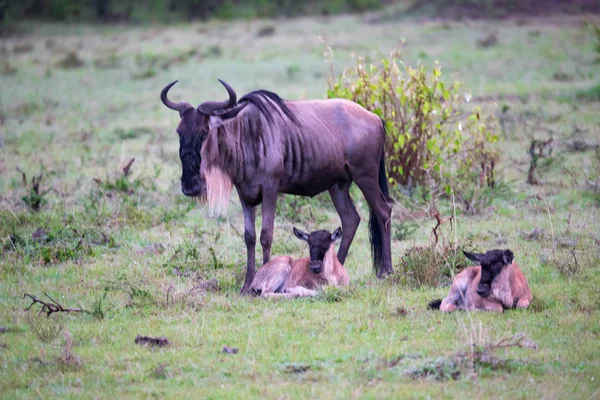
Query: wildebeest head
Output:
[[160, 79, 237, 198], [464, 249, 514, 297], [293, 227, 342, 274]]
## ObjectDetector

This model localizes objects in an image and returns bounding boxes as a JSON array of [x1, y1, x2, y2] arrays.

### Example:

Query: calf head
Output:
[[160, 80, 237, 198], [464, 249, 514, 297], [293, 227, 342, 274]]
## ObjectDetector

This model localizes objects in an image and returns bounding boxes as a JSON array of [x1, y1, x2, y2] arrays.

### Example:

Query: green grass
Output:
[[1, 11, 600, 399]]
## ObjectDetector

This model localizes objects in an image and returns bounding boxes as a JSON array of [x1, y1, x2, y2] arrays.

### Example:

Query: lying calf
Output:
[[250, 227, 349, 299], [429, 249, 532, 312]]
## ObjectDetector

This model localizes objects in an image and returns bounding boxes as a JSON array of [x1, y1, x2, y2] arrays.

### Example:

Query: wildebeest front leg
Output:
[[240, 200, 257, 295], [260, 190, 278, 265], [329, 182, 360, 264]]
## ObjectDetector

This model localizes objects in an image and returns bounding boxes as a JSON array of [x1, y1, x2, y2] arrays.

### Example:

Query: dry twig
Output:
[[490, 333, 537, 350], [122, 157, 135, 176], [24, 293, 84, 317]]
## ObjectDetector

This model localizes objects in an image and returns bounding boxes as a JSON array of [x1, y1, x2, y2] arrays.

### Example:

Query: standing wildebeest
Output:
[[428, 249, 533, 313], [250, 227, 349, 299], [160, 79, 393, 294]]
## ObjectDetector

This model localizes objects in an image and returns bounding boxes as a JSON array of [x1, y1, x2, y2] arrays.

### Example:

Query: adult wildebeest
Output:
[[428, 249, 532, 313], [160, 79, 393, 294], [250, 227, 349, 299]]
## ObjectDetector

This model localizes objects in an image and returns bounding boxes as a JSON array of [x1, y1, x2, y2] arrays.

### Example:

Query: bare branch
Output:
[[24, 293, 85, 317]]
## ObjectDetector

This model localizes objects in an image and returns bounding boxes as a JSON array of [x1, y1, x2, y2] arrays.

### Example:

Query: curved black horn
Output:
[[160, 81, 188, 113], [197, 79, 237, 115]]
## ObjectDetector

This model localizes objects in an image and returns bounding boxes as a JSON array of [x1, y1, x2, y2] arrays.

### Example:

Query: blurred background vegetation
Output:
[[0, 0, 385, 22], [2, 0, 599, 23]]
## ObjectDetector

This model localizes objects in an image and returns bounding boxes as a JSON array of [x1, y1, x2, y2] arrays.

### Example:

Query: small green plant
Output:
[[105, 278, 155, 307], [588, 21, 600, 55], [21, 172, 51, 212], [151, 363, 172, 379], [316, 285, 356, 303], [393, 222, 418, 241], [56, 52, 85, 69], [394, 245, 467, 288], [26, 313, 63, 343], [88, 288, 111, 320], [406, 357, 461, 381], [526, 138, 553, 185]]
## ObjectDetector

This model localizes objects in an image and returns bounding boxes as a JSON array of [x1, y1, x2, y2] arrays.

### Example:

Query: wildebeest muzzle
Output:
[[310, 261, 323, 274]]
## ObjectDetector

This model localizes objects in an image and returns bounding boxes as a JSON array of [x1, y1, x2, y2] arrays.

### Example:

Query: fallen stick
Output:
[[24, 293, 84, 317]]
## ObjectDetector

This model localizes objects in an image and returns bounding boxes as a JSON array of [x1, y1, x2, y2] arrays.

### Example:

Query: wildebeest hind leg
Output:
[[259, 190, 278, 265], [240, 199, 257, 295], [354, 177, 393, 277], [329, 181, 360, 264]]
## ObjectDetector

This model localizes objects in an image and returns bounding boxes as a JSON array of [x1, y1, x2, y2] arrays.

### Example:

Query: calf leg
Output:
[[516, 297, 531, 309], [329, 182, 360, 264], [240, 199, 256, 295], [440, 271, 469, 312], [250, 256, 293, 296], [478, 299, 504, 313], [263, 286, 318, 300], [284, 287, 318, 297]]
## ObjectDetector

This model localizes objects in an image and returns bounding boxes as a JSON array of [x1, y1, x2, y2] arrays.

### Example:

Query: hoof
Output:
[[377, 266, 394, 279], [240, 285, 253, 296]]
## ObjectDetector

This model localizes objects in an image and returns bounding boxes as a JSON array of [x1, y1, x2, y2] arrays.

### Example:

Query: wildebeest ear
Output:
[[293, 227, 309, 242], [331, 227, 342, 242], [503, 249, 514, 265], [463, 251, 484, 263]]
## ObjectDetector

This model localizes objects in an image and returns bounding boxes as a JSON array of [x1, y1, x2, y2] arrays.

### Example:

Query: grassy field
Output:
[[1, 9, 600, 399]]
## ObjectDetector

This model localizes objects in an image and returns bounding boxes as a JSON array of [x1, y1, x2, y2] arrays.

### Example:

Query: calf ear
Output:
[[463, 251, 484, 263], [331, 227, 342, 242], [503, 249, 514, 265], [293, 227, 309, 242]]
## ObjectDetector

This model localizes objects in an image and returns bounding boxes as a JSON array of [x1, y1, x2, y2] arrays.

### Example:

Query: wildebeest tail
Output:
[[369, 118, 392, 274], [428, 299, 442, 310]]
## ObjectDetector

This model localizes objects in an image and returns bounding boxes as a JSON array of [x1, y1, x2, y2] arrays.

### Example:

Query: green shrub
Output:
[[326, 46, 499, 195]]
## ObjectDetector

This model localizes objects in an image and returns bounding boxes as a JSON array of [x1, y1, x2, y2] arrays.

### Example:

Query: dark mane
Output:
[[239, 90, 300, 126]]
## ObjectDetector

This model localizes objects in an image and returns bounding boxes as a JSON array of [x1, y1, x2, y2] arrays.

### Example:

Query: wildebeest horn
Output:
[[197, 79, 237, 115], [161, 81, 189, 113]]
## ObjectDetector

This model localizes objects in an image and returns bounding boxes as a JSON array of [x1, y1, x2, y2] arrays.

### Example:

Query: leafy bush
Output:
[[326, 45, 499, 195]]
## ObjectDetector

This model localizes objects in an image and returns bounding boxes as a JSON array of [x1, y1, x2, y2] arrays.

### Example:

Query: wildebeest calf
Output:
[[428, 249, 532, 313], [250, 227, 349, 299]]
